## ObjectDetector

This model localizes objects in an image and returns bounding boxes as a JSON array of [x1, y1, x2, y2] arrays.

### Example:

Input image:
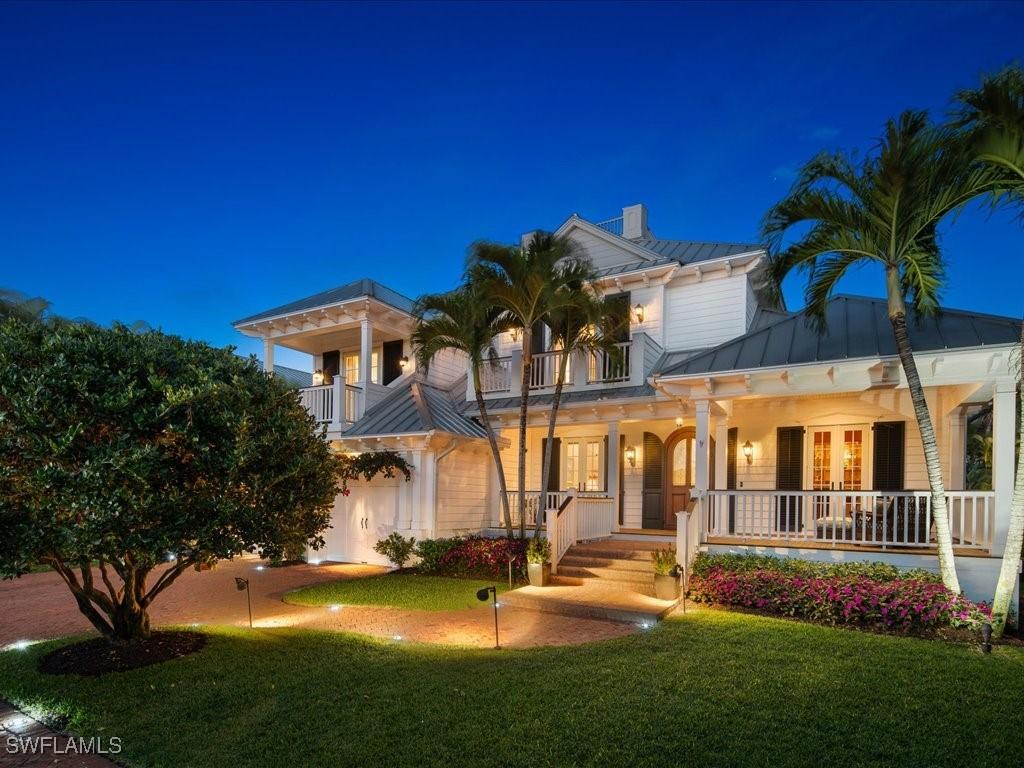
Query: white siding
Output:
[[436, 446, 492, 535], [625, 284, 664, 348], [424, 347, 467, 388], [568, 228, 644, 272], [745, 280, 758, 329], [663, 273, 749, 350]]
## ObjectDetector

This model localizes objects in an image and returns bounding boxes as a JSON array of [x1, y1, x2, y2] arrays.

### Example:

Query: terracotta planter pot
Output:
[[654, 573, 680, 601], [527, 562, 551, 587]]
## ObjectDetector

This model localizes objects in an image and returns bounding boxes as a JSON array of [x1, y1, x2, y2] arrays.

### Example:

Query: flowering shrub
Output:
[[690, 553, 940, 583], [433, 536, 528, 579], [689, 554, 990, 632]]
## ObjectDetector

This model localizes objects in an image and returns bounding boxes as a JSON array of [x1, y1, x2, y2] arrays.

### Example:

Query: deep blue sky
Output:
[[2, 1, 1022, 369]]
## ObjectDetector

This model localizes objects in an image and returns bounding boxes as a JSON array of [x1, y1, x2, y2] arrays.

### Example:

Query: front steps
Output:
[[501, 538, 677, 624]]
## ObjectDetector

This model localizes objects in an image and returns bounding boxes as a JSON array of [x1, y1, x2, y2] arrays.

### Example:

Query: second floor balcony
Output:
[[473, 332, 661, 399]]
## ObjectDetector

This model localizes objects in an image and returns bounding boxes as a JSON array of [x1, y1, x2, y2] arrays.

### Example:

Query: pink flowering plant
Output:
[[689, 553, 990, 633], [434, 536, 528, 579]]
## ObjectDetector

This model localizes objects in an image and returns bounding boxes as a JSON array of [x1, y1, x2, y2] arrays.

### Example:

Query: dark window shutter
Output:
[[872, 422, 905, 491], [642, 432, 664, 529], [605, 292, 631, 342], [530, 321, 546, 354], [775, 427, 804, 532], [322, 350, 340, 379], [541, 437, 561, 492]]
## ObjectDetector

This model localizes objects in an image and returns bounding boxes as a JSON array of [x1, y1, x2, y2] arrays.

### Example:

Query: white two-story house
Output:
[[233, 204, 1021, 602]]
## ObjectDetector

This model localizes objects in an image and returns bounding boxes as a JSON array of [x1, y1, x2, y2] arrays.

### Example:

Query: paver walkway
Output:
[[1, 700, 118, 767], [0, 560, 635, 650]]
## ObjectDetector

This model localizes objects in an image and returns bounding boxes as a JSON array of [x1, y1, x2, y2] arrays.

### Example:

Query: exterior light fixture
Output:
[[675, 416, 684, 427], [392, 634, 403, 642], [399, 356, 409, 369], [312, 369, 325, 386], [510, 327, 521, 343], [234, 577, 253, 628], [329, 604, 341, 612], [742, 441, 754, 464], [981, 622, 993, 653], [476, 586, 501, 649], [624, 445, 637, 467], [255, 565, 265, 572], [634, 303, 645, 324]]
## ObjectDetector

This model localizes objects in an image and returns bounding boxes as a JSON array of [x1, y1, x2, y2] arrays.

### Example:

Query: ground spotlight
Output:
[[476, 586, 501, 649]]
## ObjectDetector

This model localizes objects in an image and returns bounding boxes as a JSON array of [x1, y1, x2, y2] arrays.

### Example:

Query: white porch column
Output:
[[508, 348, 523, 398], [991, 377, 1017, 557], [359, 318, 373, 387], [607, 421, 620, 531], [714, 418, 729, 491], [263, 338, 275, 374], [695, 400, 711, 494]]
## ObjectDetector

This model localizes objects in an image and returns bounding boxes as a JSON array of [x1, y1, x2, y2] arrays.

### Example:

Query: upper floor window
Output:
[[343, 352, 380, 385]]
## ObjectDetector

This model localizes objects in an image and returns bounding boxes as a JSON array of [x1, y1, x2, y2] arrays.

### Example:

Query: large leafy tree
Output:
[[761, 111, 996, 593], [0, 288, 51, 323], [953, 65, 1024, 636], [470, 233, 594, 537], [412, 281, 515, 536], [0, 319, 338, 643]]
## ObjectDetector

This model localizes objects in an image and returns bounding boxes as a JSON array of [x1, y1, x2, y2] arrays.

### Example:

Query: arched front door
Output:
[[664, 428, 696, 529]]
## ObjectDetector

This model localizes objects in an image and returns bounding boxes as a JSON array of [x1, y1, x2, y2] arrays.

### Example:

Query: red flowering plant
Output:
[[435, 536, 528, 580], [688, 553, 990, 633]]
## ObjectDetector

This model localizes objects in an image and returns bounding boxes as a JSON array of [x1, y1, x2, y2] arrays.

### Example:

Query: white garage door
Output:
[[320, 478, 401, 565]]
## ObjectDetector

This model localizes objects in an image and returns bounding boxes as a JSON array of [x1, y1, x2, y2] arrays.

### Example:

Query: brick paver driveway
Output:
[[0, 560, 635, 649]]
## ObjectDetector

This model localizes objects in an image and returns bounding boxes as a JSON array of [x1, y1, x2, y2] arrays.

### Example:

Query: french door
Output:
[[808, 425, 867, 519]]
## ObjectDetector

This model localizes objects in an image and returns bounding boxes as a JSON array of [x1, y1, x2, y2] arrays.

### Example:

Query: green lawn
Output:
[[283, 573, 512, 611], [1, 611, 1022, 767]]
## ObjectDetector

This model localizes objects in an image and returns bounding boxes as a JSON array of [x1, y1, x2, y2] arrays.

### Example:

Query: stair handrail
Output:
[[546, 489, 577, 575]]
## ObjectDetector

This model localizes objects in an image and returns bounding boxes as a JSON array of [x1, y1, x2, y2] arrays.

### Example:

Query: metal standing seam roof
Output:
[[343, 377, 488, 439], [233, 278, 417, 326], [657, 294, 1023, 378], [272, 365, 313, 388], [458, 383, 660, 414], [630, 238, 764, 265]]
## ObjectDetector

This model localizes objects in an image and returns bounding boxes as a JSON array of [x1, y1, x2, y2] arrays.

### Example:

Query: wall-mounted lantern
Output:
[[742, 440, 754, 465], [312, 369, 325, 386], [675, 416, 684, 427], [625, 445, 637, 468], [633, 303, 645, 324], [399, 356, 410, 370]]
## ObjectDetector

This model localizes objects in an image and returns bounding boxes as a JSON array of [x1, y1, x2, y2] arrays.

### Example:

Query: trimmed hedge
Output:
[[688, 553, 989, 632], [415, 536, 527, 580]]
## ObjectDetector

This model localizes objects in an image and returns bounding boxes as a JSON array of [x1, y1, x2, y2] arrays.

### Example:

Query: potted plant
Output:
[[526, 537, 551, 587], [651, 547, 680, 600]]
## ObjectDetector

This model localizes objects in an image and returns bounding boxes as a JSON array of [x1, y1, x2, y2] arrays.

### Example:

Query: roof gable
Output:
[[234, 278, 416, 327], [343, 377, 487, 439]]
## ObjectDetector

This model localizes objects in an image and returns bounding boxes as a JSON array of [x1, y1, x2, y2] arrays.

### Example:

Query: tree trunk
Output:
[[517, 329, 532, 539], [536, 348, 570, 537], [473, 368, 513, 538], [110, 597, 152, 643], [889, 302, 961, 593], [990, 324, 1023, 638]]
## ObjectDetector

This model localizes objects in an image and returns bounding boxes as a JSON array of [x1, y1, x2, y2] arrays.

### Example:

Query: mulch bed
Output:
[[39, 631, 207, 676]]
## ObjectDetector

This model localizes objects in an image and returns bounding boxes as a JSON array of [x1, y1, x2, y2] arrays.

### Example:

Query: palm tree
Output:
[[469, 233, 594, 537], [534, 283, 624, 537], [954, 65, 1024, 636], [761, 111, 997, 593], [412, 282, 516, 537]]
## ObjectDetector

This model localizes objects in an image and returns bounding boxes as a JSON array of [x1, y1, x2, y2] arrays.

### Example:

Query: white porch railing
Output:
[[298, 381, 364, 431], [498, 490, 567, 529], [705, 490, 995, 552], [528, 350, 573, 390], [588, 341, 631, 384], [575, 494, 616, 540], [547, 494, 577, 573], [480, 356, 512, 393]]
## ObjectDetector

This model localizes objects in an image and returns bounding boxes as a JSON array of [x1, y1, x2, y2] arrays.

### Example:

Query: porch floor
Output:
[[500, 581, 676, 624], [706, 535, 992, 558]]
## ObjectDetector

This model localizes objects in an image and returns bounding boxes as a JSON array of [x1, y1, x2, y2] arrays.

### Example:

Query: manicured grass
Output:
[[1, 611, 1022, 767], [283, 573, 512, 611]]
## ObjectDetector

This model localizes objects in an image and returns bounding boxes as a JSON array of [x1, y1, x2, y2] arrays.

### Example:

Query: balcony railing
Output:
[[588, 341, 631, 383], [529, 350, 573, 390], [298, 381, 364, 430], [705, 490, 995, 552], [480, 356, 512, 393]]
